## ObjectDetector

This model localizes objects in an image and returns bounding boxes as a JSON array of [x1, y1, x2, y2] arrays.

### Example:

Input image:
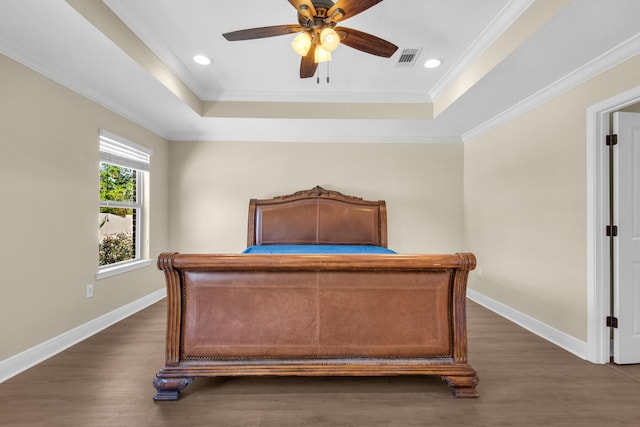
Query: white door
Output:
[[613, 111, 640, 364]]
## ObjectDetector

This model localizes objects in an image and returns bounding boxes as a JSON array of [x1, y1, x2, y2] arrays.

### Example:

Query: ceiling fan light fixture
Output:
[[223, 0, 397, 79], [291, 32, 312, 56], [320, 27, 340, 52], [314, 45, 331, 63]]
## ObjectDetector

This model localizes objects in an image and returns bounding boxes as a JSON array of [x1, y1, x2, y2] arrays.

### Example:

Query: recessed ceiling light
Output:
[[193, 55, 211, 65], [423, 58, 442, 69]]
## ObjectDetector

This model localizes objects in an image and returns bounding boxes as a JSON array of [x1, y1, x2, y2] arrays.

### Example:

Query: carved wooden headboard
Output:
[[247, 186, 388, 247]]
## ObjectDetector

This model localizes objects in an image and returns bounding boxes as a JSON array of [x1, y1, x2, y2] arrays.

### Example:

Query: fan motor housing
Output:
[[297, 0, 335, 26], [311, 0, 336, 12]]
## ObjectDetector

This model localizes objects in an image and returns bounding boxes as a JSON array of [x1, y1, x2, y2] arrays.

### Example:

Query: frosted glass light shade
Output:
[[291, 32, 312, 56], [320, 28, 340, 52], [314, 45, 331, 63]]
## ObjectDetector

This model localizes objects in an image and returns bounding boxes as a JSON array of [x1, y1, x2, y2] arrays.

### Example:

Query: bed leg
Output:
[[153, 376, 194, 401], [441, 374, 479, 398]]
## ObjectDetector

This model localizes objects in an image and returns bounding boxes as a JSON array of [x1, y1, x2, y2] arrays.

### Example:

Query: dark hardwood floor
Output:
[[1, 299, 638, 426]]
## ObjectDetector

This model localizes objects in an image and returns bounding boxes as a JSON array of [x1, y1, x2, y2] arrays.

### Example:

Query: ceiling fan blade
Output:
[[337, 27, 398, 58], [300, 42, 318, 78], [288, 0, 316, 19], [328, 0, 383, 22], [223, 24, 304, 41]]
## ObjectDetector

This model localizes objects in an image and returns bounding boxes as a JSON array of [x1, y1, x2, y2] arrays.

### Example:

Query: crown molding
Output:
[[0, 39, 172, 140], [167, 129, 463, 144], [429, 0, 534, 101], [102, 0, 207, 99], [202, 89, 432, 104], [463, 32, 640, 142]]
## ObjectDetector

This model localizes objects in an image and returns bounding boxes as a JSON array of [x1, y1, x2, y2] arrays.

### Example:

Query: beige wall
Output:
[[0, 54, 170, 359], [464, 53, 640, 341], [169, 141, 464, 254]]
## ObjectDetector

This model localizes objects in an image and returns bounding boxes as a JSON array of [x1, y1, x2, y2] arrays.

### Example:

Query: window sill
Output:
[[96, 258, 153, 280]]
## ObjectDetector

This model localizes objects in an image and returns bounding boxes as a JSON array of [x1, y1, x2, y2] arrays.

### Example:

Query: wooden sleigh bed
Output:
[[154, 186, 478, 400]]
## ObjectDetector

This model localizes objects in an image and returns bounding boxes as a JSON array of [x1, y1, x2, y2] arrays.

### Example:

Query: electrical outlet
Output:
[[86, 284, 94, 298]]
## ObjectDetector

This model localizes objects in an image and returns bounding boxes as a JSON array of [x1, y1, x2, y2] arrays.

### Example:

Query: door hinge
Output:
[[606, 134, 618, 146], [606, 316, 618, 328], [606, 225, 618, 236]]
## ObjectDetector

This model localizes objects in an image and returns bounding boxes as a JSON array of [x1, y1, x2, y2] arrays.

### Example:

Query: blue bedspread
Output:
[[243, 245, 397, 254]]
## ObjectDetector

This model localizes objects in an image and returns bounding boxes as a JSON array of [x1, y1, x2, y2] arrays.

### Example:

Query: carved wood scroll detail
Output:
[[272, 186, 364, 202]]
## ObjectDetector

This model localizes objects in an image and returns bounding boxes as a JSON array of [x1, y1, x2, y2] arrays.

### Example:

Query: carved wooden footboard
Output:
[[153, 252, 478, 400]]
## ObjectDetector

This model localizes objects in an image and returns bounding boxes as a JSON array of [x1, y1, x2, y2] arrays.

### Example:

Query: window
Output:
[[98, 130, 152, 278]]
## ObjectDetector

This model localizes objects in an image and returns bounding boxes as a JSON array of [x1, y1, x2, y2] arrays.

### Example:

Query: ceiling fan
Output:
[[222, 0, 398, 79]]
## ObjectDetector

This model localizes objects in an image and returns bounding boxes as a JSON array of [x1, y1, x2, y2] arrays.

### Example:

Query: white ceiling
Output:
[[1, 0, 640, 143]]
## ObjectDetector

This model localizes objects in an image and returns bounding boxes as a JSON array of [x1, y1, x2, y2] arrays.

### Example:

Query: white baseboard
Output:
[[467, 289, 588, 360], [0, 288, 166, 383]]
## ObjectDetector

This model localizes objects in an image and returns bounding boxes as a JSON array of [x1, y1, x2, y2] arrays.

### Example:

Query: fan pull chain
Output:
[[315, 63, 331, 85]]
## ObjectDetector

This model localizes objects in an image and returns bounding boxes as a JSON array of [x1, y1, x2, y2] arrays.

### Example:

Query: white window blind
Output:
[[99, 130, 152, 172]]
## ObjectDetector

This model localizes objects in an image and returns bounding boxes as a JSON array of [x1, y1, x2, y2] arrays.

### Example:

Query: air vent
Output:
[[396, 48, 421, 67]]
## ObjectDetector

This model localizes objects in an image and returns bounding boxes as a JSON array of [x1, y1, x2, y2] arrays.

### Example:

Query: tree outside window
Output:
[[99, 162, 140, 266]]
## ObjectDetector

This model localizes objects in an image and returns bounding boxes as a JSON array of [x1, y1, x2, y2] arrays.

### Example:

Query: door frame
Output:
[[586, 85, 640, 363]]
